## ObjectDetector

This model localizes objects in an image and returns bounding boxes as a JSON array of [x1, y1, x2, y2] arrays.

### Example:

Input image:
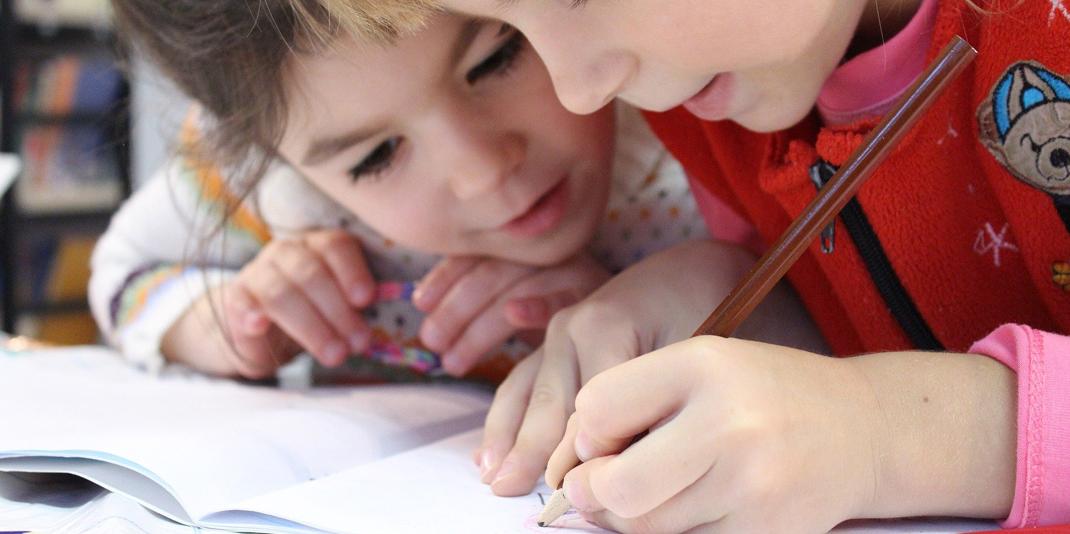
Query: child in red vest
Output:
[[406, 0, 1070, 530]]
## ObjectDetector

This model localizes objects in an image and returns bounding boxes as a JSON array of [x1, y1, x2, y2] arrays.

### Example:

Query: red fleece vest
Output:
[[644, 0, 1070, 355]]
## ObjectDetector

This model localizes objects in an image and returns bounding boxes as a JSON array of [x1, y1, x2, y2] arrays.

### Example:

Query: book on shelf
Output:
[[16, 124, 122, 213], [12, 234, 98, 345], [12, 55, 124, 213], [15, 55, 124, 117]]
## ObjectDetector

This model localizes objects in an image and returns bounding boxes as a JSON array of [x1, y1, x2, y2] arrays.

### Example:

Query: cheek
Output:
[[353, 192, 456, 250], [305, 175, 458, 251]]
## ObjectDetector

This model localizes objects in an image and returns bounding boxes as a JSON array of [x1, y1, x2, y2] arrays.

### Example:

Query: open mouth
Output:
[[502, 177, 570, 239]]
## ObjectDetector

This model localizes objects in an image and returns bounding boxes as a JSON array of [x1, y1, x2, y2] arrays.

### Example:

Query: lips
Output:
[[502, 177, 570, 239], [682, 73, 734, 121]]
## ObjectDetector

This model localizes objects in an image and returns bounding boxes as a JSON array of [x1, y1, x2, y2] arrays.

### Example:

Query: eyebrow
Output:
[[301, 20, 486, 167]]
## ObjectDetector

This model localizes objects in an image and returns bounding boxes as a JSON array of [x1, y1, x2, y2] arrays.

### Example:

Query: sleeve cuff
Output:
[[115, 269, 234, 374], [969, 324, 1070, 528]]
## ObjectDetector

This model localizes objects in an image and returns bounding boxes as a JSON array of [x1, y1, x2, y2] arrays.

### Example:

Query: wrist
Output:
[[161, 295, 233, 375], [846, 352, 1016, 520]]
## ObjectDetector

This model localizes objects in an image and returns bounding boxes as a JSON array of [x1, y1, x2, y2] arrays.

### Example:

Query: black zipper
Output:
[[810, 160, 945, 351]]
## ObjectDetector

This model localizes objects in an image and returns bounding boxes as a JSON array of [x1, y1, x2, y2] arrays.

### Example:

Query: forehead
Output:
[[284, 13, 467, 129]]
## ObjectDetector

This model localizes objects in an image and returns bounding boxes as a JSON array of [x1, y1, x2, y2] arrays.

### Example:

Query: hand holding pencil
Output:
[[537, 36, 976, 531]]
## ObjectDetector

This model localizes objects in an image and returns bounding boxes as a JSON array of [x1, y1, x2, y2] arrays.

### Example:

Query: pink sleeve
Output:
[[969, 324, 1070, 528]]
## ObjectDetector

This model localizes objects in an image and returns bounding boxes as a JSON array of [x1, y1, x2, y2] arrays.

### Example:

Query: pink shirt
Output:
[[816, 0, 939, 125], [693, 0, 1070, 525]]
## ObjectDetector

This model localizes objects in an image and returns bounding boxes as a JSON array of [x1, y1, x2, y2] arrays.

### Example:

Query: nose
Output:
[[446, 128, 527, 201], [1051, 147, 1070, 169], [530, 36, 637, 115]]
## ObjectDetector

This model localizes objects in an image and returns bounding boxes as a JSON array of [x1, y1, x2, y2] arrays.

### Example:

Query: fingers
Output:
[[479, 350, 543, 483], [573, 456, 728, 534], [240, 253, 350, 367], [439, 299, 520, 376], [504, 255, 609, 329], [488, 325, 579, 496], [582, 406, 716, 518], [575, 459, 739, 534], [545, 411, 582, 489], [270, 240, 370, 352], [304, 230, 377, 307], [412, 257, 479, 312], [504, 290, 581, 329], [221, 285, 285, 379], [571, 340, 701, 451], [419, 260, 533, 357]]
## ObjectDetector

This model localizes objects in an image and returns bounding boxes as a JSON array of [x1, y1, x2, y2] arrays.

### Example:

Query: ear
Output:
[[977, 97, 1011, 166]]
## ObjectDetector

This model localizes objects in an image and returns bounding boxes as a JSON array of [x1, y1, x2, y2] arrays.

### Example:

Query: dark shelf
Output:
[[20, 299, 90, 315], [1, 0, 131, 335], [19, 209, 117, 226], [16, 23, 113, 46], [17, 112, 114, 126]]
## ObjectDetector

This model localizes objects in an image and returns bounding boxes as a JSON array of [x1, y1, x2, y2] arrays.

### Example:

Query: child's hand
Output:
[[163, 230, 376, 378], [543, 337, 876, 534], [546, 338, 1019, 534], [475, 240, 760, 495], [414, 254, 610, 376]]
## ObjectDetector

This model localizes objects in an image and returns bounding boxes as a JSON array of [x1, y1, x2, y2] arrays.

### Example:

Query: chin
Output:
[[734, 101, 816, 133]]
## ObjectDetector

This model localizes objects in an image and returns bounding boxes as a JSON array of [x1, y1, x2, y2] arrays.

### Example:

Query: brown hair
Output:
[[111, 0, 436, 192]]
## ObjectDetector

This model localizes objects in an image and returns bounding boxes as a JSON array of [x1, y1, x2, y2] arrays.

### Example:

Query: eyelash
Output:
[[348, 31, 529, 182], [465, 30, 528, 84]]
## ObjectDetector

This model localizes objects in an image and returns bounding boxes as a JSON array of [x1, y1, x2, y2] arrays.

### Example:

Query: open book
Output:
[[0, 347, 603, 533]]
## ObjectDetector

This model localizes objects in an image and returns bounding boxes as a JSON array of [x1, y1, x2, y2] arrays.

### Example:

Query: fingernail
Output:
[[564, 476, 592, 511], [244, 312, 265, 333], [411, 284, 427, 307], [442, 352, 466, 377], [574, 431, 596, 462], [349, 331, 370, 352], [323, 340, 348, 366], [350, 287, 370, 306], [479, 449, 499, 482], [421, 322, 444, 351], [490, 459, 516, 487]]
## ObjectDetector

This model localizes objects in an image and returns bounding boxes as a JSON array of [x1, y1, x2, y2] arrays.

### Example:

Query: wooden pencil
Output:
[[538, 35, 977, 528]]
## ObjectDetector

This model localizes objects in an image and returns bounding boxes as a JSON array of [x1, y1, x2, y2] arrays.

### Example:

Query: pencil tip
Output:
[[538, 522, 547, 527]]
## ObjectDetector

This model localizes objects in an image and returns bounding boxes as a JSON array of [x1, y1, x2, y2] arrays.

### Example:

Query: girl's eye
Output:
[[349, 137, 402, 181], [465, 30, 528, 84]]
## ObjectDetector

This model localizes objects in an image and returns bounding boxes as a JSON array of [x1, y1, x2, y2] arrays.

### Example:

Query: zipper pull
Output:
[[808, 160, 837, 254]]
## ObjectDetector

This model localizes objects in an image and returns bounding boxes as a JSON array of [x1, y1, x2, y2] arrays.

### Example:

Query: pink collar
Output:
[[817, 0, 939, 126]]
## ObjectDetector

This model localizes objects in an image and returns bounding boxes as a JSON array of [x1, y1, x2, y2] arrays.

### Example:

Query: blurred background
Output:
[[1, 0, 189, 345]]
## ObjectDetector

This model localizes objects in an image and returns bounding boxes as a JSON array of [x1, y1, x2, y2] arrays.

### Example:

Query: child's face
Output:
[[441, 0, 869, 132], [277, 14, 615, 266]]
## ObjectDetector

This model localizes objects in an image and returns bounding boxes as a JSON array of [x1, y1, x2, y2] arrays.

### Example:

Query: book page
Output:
[[0, 347, 490, 522], [218, 429, 608, 534]]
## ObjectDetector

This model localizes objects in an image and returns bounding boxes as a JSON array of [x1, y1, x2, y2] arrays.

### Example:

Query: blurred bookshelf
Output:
[[0, 0, 130, 344]]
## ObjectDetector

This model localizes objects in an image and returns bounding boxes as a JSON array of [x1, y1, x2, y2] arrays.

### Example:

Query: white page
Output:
[[234, 427, 999, 534], [0, 153, 18, 202], [0, 347, 490, 522], [224, 429, 608, 534]]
